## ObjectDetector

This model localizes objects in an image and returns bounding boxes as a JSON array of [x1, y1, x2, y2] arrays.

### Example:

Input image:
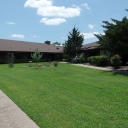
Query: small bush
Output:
[[96, 55, 108, 66], [62, 59, 66, 62], [53, 61, 58, 67], [73, 57, 80, 63], [44, 62, 51, 67], [110, 55, 121, 68], [87, 55, 108, 66], [79, 53, 85, 63], [73, 53, 85, 64], [8, 63, 14, 68], [8, 53, 15, 68], [87, 56, 96, 65]]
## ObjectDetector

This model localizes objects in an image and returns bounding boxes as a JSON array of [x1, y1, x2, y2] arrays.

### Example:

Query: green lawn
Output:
[[0, 63, 128, 128]]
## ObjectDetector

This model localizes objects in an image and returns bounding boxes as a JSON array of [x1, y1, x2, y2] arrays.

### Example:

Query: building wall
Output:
[[0, 52, 63, 64], [83, 49, 100, 60], [100, 50, 110, 58], [0, 52, 8, 63]]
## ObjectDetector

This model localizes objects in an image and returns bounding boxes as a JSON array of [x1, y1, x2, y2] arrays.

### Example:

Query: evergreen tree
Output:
[[31, 49, 43, 66], [63, 27, 84, 61], [95, 16, 128, 54]]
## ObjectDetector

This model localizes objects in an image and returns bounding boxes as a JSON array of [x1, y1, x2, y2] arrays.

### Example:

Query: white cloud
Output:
[[82, 32, 99, 39], [11, 34, 25, 38], [7, 22, 16, 25], [82, 3, 90, 10], [32, 35, 38, 38], [88, 24, 94, 29], [24, 0, 81, 25], [40, 18, 66, 25], [37, 6, 81, 18], [24, 0, 52, 8]]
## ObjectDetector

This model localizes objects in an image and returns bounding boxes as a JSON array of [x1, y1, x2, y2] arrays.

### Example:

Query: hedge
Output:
[[87, 55, 108, 66], [110, 55, 121, 68]]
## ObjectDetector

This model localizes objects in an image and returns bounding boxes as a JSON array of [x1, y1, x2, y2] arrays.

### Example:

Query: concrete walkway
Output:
[[72, 63, 112, 71], [0, 90, 39, 128], [61, 62, 128, 74]]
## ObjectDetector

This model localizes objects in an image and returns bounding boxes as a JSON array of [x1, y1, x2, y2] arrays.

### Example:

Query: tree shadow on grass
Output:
[[105, 69, 128, 76]]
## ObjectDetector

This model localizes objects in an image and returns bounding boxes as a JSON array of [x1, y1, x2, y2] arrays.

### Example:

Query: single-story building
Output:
[[81, 42, 128, 65], [0, 39, 63, 64], [81, 42, 100, 58], [0, 39, 127, 65], [81, 42, 110, 58]]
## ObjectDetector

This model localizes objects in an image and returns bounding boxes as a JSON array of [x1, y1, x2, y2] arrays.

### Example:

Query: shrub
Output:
[[62, 59, 67, 62], [73, 57, 80, 63], [87, 57, 91, 64], [44, 62, 51, 67], [79, 53, 85, 63], [8, 63, 14, 68], [96, 55, 108, 66], [87, 56, 96, 65], [8, 53, 15, 68], [110, 55, 121, 68], [53, 61, 58, 67], [73, 53, 85, 64], [87, 55, 108, 66]]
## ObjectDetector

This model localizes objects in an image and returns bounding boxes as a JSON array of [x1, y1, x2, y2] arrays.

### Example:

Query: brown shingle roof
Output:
[[0, 39, 63, 53], [81, 42, 99, 50]]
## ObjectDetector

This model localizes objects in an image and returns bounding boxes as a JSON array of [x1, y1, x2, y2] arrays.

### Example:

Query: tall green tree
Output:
[[95, 16, 128, 54], [31, 49, 43, 66], [63, 27, 84, 61]]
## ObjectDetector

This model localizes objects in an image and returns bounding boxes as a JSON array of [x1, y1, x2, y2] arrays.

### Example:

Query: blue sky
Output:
[[0, 0, 128, 44]]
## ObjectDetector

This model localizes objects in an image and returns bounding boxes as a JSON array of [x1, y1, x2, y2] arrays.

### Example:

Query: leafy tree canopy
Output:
[[63, 27, 84, 60], [95, 16, 128, 54], [53, 41, 61, 46]]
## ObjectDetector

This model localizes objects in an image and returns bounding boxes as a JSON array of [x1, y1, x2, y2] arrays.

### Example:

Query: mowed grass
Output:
[[0, 63, 128, 128]]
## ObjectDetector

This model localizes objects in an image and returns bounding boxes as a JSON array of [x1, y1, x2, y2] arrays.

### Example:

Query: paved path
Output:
[[72, 63, 113, 71], [73, 64, 128, 74], [0, 90, 39, 128], [61, 62, 128, 74]]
